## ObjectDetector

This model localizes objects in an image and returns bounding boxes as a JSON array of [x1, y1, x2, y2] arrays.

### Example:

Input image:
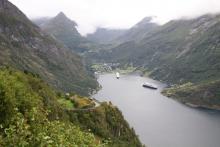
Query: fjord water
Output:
[[93, 74, 220, 147]]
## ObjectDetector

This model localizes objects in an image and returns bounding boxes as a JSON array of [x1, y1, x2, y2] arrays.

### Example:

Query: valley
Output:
[[0, 0, 142, 146], [0, 0, 220, 146], [87, 14, 220, 110]]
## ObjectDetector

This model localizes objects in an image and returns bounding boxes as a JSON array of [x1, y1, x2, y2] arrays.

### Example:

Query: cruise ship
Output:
[[116, 72, 120, 79], [143, 82, 157, 89]]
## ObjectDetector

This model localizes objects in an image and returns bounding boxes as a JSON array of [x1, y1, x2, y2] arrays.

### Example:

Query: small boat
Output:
[[143, 82, 157, 89], [116, 72, 120, 79]]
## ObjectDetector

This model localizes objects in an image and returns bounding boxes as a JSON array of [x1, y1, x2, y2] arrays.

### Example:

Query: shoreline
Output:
[[184, 102, 220, 111], [94, 69, 220, 112], [164, 94, 220, 111]]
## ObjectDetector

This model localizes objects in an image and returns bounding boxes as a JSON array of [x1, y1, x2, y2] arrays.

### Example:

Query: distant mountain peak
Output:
[[57, 11, 65, 17], [141, 16, 153, 22], [53, 12, 77, 26], [135, 16, 155, 27], [56, 12, 68, 20], [114, 16, 158, 42], [36, 11, 94, 53]]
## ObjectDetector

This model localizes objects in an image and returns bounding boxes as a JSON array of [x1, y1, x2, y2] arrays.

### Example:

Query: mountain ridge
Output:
[[0, 0, 98, 95], [35, 12, 97, 53], [86, 27, 127, 44], [115, 16, 159, 43]]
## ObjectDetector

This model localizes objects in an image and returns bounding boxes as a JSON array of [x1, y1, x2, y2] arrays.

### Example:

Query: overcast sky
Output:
[[10, 0, 220, 35]]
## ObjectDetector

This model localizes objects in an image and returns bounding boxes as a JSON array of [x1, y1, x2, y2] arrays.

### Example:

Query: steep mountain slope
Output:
[[86, 27, 127, 44], [32, 17, 51, 27], [0, 0, 97, 95], [137, 14, 220, 84], [36, 12, 95, 53]]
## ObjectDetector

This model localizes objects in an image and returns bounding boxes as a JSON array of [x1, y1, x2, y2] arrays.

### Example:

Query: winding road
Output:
[[69, 98, 101, 112]]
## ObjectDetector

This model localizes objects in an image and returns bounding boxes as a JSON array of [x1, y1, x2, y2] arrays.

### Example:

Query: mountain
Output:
[[0, 0, 98, 96], [99, 14, 220, 109], [35, 12, 95, 53], [85, 17, 159, 62], [111, 14, 220, 83], [115, 17, 159, 43], [86, 27, 127, 44], [32, 17, 51, 27]]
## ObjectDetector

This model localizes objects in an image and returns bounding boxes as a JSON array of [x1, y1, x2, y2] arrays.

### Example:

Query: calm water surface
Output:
[[93, 74, 220, 147]]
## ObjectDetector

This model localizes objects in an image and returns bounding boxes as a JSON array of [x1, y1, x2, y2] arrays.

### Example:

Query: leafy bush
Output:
[[0, 67, 102, 146], [68, 103, 143, 147]]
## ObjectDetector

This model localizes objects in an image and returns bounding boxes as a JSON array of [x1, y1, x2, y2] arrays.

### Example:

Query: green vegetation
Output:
[[68, 102, 143, 147], [91, 63, 137, 74], [0, 67, 101, 146], [57, 97, 74, 110], [0, 67, 142, 146], [163, 80, 220, 109], [91, 63, 113, 73], [115, 65, 137, 74], [0, 1, 143, 146], [70, 95, 95, 109]]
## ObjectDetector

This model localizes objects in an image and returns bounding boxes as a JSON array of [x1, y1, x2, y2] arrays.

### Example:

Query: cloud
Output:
[[9, 0, 220, 35]]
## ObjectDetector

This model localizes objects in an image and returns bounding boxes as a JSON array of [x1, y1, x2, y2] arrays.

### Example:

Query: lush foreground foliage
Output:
[[68, 102, 142, 147], [0, 67, 101, 146], [0, 67, 142, 146]]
